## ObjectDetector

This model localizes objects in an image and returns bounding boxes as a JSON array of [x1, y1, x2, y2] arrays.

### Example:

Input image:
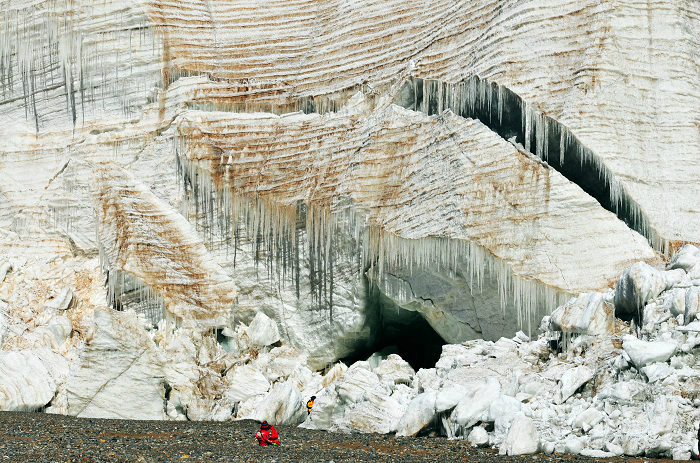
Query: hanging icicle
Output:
[[394, 76, 662, 254], [175, 144, 571, 334]]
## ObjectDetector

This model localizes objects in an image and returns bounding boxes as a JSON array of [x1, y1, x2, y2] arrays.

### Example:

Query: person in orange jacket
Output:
[[306, 396, 316, 417], [255, 421, 280, 446]]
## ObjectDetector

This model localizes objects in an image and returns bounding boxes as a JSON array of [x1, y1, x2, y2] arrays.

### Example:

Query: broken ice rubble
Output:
[[1, 246, 700, 459]]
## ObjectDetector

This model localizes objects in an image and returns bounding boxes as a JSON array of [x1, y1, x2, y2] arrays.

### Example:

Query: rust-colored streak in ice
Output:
[[176, 107, 655, 294], [93, 165, 237, 326]]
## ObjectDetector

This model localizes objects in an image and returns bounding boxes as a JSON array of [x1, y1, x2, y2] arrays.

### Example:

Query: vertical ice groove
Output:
[[1, 0, 161, 131], [523, 101, 531, 152]]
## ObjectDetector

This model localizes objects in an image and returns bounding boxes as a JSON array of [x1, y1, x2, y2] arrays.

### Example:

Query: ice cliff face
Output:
[[1, 0, 699, 457]]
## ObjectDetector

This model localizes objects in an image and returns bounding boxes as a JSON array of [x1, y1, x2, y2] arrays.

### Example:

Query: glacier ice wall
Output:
[[1, 0, 695, 366], [173, 104, 656, 341], [395, 76, 657, 252], [140, 0, 700, 251]]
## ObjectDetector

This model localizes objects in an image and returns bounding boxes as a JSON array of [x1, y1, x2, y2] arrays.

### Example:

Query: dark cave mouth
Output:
[[341, 292, 446, 372]]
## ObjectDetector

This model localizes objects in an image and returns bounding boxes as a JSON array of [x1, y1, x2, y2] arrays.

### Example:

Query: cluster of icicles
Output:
[[98, 239, 166, 327], [175, 143, 569, 335], [0, 1, 160, 131], [395, 76, 663, 255]]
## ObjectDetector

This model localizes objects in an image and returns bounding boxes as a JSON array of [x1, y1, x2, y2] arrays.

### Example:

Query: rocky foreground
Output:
[[0, 411, 677, 463]]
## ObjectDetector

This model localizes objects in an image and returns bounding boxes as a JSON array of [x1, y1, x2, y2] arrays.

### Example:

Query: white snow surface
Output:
[[549, 292, 614, 335], [224, 364, 271, 403], [622, 334, 677, 368], [395, 391, 436, 437], [0, 349, 68, 411], [668, 245, 700, 272], [500, 414, 539, 455]]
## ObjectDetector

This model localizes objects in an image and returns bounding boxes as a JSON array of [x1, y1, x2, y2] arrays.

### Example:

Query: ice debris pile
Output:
[[1, 245, 700, 459], [302, 244, 700, 460]]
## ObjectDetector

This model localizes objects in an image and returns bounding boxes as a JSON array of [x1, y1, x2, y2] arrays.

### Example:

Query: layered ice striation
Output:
[[395, 77, 657, 253], [141, 0, 700, 254], [174, 103, 655, 344], [0, 0, 695, 386], [92, 164, 237, 328], [2, 0, 698, 256], [0, 0, 163, 133]]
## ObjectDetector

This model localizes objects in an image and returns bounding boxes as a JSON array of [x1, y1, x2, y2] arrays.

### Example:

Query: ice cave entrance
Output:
[[342, 287, 445, 371]]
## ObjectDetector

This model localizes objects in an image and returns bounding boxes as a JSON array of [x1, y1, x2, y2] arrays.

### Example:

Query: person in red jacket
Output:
[[255, 421, 280, 446]]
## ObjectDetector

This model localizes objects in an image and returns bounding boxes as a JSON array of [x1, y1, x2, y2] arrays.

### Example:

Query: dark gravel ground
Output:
[[0, 411, 678, 463]]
